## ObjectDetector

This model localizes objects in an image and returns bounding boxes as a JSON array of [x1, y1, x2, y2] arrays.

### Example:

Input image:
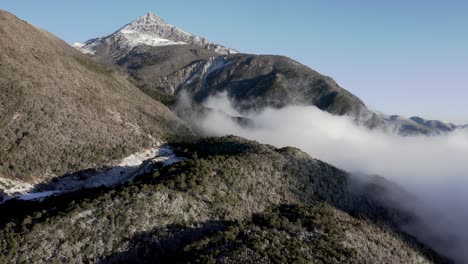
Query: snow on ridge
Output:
[[18, 191, 62, 202], [118, 29, 187, 48], [73, 42, 96, 55], [1, 145, 186, 203], [73, 12, 237, 55]]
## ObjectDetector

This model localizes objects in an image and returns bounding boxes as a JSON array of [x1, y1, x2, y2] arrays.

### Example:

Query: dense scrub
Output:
[[0, 136, 450, 263], [172, 203, 358, 263]]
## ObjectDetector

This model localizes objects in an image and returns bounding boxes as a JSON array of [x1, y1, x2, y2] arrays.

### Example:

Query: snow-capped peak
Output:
[[143, 11, 163, 21], [74, 11, 238, 56], [123, 11, 168, 34], [117, 12, 197, 43]]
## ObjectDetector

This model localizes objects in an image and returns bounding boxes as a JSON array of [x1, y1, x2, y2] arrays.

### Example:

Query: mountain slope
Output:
[[74, 13, 374, 119], [74, 12, 230, 101], [114, 44, 219, 98], [0, 10, 192, 183], [155, 54, 459, 135], [169, 54, 370, 116], [0, 136, 450, 263], [75, 12, 460, 135]]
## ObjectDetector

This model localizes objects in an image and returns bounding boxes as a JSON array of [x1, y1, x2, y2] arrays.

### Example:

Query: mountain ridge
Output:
[[0, 136, 451, 263], [74, 11, 462, 136]]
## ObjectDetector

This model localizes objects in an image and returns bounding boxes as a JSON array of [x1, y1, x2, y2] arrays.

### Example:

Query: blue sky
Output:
[[2, 0, 467, 123]]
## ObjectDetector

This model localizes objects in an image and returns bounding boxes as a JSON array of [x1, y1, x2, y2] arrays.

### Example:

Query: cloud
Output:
[[184, 91, 468, 263]]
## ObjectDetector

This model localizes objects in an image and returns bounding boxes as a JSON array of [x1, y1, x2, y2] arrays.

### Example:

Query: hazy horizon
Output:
[[2, 0, 467, 123]]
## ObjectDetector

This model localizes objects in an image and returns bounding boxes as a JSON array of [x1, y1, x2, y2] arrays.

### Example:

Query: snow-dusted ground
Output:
[[118, 30, 187, 48], [0, 178, 35, 197], [18, 191, 62, 202], [72, 42, 96, 55], [75, 29, 188, 53], [0, 145, 186, 203]]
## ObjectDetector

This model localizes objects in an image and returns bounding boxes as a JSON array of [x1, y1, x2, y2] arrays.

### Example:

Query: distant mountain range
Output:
[[378, 114, 458, 135], [74, 12, 462, 136]]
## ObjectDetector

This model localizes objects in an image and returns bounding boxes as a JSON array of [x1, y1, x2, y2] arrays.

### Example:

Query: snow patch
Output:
[[119, 30, 187, 48], [163, 157, 186, 167], [0, 178, 35, 196], [1, 145, 186, 203], [73, 12, 237, 56], [205, 57, 230, 76], [18, 191, 62, 202], [73, 42, 96, 55]]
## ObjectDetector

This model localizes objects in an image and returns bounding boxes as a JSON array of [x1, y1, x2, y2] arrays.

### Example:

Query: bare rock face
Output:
[[0, 10, 193, 182]]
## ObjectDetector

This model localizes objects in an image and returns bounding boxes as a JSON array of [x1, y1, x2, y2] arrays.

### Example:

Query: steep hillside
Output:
[[0, 10, 192, 183], [0, 136, 450, 263], [115, 44, 219, 102], [168, 55, 370, 116]]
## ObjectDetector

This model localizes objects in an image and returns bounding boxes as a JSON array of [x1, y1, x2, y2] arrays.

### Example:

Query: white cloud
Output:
[[189, 92, 468, 263]]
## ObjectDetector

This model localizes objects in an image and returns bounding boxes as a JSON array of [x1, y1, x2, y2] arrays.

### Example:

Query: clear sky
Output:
[[2, 0, 467, 123]]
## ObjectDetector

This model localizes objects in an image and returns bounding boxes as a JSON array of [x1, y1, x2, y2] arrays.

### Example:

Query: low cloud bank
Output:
[[181, 92, 468, 263]]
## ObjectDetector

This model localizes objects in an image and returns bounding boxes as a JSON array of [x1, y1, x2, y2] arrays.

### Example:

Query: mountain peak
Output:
[[141, 11, 165, 23], [123, 11, 167, 33], [144, 11, 157, 17], [76, 12, 238, 55]]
